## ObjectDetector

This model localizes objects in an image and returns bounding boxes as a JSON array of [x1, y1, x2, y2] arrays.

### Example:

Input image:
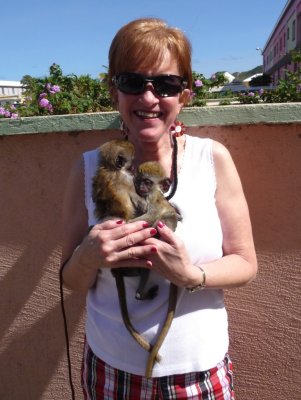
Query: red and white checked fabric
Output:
[[82, 342, 235, 400]]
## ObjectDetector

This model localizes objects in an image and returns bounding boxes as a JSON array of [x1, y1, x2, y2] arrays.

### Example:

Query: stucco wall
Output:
[[0, 107, 300, 399]]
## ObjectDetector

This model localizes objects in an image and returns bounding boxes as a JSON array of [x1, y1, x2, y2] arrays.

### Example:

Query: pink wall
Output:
[[0, 124, 300, 399]]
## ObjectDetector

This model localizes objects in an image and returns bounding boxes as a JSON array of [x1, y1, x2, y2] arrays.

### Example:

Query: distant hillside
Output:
[[231, 65, 263, 81]]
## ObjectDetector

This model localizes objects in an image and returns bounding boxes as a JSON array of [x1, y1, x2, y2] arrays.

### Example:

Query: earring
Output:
[[170, 120, 186, 138], [119, 118, 129, 140]]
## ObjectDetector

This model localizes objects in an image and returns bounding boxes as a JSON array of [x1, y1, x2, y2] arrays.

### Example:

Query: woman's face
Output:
[[115, 51, 190, 145]]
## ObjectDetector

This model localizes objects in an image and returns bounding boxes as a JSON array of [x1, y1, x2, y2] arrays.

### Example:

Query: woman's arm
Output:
[[198, 140, 258, 288], [60, 156, 99, 291], [142, 140, 257, 290]]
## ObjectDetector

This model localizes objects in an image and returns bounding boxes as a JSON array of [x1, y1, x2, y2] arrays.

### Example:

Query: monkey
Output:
[[133, 161, 180, 230], [92, 139, 147, 223], [91, 140, 181, 377], [132, 161, 181, 301], [131, 161, 181, 377]]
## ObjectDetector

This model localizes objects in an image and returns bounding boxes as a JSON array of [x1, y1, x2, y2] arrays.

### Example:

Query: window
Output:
[[280, 37, 282, 51], [287, 26, 290, 40], [292, 20, 296, 41]]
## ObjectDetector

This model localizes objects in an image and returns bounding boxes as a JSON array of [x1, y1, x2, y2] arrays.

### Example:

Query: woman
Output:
[[61, 18, 257, 399]]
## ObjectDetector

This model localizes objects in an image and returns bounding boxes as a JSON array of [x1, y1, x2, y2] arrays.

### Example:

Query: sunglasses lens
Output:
[[116, 73, 144, 94], [114, 73, 186, 97], [154, 75, 184, 96]]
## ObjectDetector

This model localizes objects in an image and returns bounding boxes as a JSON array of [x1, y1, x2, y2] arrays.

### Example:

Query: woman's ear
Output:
[[179, 88, 192, 107]]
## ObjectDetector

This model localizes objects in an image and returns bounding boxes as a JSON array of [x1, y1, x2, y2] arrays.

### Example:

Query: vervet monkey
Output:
[[91, 140, 181, 377]]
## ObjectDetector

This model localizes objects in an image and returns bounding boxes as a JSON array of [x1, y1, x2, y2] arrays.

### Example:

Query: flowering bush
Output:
[[17, 63, 112, 117], [238, 90, 262, 104], [2, 51, 300, 119], [0, 104, 19, 119], [262, 50, 301, 103], [190, 72, 228, 106]]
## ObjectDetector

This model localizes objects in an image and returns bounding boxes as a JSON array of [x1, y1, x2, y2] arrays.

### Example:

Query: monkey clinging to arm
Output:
[[132, 161, 181, 300]]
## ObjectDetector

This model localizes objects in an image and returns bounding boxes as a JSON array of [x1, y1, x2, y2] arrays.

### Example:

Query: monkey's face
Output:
[[135, 175, 171, 198], [135, 176, 154, 197], [115, 153, 133, 172], [100, 140, 135, 174]]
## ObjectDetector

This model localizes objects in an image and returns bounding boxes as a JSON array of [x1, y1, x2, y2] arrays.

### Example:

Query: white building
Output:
[[0, 80, 24, 105]]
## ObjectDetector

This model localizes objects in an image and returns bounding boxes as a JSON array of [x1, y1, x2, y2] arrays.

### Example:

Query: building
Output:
[[0, 80, 24, 106], [262, 0, 301, 85]]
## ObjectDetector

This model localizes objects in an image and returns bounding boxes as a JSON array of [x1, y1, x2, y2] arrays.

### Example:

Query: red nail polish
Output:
[[116, 220, 124, 225], [151, 247, 157, 253], [157, 221, 165, 228], [150, 228, 157, 235], [142, 222, 149, 228]]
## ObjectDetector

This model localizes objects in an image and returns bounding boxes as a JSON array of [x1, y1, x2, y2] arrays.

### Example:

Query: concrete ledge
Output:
[[0, 103, 301, 136]]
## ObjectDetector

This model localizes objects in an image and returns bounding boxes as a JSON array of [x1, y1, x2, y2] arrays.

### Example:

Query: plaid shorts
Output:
[[82, 342, 235, 400]]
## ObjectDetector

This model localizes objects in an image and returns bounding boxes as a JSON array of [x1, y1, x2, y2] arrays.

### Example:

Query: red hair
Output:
[[108, 18, 193, 95]]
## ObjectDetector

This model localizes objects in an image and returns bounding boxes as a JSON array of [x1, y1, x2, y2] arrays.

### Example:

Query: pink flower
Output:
[[10, 113, 19, 119], [194, 79, 203, 87], [258, 88, 264, 96], [39, 98, 50, 108], [39, 92, 47, 98], [4, 110, 11, 117], [0, 107, 5, 115], [248, 92, 255, 97], [50, 85, 60, 93]]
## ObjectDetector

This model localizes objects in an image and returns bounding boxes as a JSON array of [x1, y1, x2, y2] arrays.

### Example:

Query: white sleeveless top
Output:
[[83, 135, 228, 377]]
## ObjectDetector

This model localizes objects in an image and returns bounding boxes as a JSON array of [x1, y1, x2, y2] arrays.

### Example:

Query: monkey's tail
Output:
[[114, 274, 161, 362], [145, 283, 178, 379]]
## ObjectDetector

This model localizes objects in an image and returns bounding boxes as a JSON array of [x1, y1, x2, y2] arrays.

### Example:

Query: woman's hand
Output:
[[62, 219, 159, 292], [81, 219, 159, 270], [140, 221, 200, 288]]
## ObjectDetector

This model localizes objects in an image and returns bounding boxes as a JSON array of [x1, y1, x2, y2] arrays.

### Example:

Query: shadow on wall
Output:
[[0, 130, 120, 399]]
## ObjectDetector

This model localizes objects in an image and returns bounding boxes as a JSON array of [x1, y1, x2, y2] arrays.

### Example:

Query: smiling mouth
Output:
[[135, 111, 162, 119]]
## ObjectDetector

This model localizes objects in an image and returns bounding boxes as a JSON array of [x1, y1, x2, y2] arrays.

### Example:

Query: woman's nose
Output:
[[138, 83, 159, 105]]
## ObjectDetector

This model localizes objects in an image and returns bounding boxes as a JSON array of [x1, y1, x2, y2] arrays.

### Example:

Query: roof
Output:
[[0, 81, 23, 87], [243, 73, 263, 83], [262, 0, 293, 52]]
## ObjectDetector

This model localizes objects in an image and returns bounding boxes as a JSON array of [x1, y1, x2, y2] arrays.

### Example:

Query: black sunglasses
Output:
[[112, 72, 187, 97]]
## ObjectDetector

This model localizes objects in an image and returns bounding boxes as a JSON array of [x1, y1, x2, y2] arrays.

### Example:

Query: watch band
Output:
[[186, 265, 206, 293]]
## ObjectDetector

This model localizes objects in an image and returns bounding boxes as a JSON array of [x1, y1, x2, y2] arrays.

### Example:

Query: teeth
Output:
[[136, 111, 161, 118]]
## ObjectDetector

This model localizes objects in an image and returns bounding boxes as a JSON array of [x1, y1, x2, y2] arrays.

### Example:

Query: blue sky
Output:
[[1, 0, 287, 81]]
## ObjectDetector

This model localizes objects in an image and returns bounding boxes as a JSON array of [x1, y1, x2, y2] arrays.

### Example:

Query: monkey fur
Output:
[[92, 139, 147, 222], [91, 140, 181, 377]]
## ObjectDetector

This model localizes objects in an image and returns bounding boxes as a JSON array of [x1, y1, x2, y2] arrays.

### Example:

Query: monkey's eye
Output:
[[143, 179, 153, 189], [115, 155, 126, 169]]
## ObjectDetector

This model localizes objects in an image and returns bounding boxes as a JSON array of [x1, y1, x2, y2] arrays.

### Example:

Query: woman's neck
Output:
[[131, 134, 185, 179]]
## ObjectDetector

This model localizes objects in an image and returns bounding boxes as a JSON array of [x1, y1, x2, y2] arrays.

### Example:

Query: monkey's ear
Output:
[[160, 178, 172, 193]]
